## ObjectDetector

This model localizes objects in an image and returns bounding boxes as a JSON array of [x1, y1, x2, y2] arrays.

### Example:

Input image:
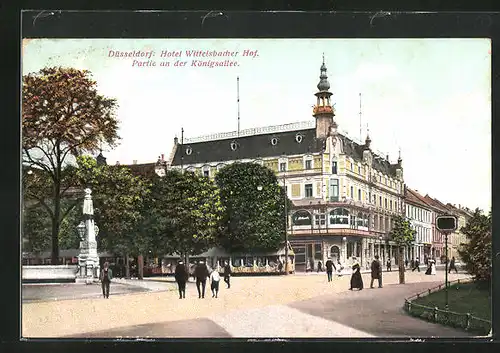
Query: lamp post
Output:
[[379, 236, 382, 258], [444, 231, 449, 310], [342, 236, 347, 263]]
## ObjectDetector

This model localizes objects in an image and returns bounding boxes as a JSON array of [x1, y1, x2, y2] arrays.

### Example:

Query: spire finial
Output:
[[322, 52, 325, 64]]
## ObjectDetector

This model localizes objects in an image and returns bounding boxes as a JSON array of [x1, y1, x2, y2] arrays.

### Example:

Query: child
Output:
[[210, 267, 221, 298]]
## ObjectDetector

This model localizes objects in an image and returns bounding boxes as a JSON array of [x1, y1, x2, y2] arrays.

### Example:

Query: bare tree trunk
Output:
[[398, 246, 405, 284], [51, 217, 60, 265], [138, 254, 144, 280], [125, 255, 130, 278]]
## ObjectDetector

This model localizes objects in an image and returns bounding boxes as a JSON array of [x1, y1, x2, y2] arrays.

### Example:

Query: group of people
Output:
[[348, 255, 384, 290], [321, 258, 345, 281], [173, 259, 232, 299]]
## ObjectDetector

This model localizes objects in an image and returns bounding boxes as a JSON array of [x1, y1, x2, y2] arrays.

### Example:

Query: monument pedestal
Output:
[[75, 240, 100, 284]]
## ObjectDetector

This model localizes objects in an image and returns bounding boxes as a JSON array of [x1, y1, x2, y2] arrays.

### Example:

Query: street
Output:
[[22, 270, 472, 338]]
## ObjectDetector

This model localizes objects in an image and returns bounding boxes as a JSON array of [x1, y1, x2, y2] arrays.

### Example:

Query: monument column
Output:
[[76, 188, 100, 284]]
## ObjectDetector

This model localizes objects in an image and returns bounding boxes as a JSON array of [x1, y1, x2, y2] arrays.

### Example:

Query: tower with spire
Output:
[[313, 54, 336, 139]]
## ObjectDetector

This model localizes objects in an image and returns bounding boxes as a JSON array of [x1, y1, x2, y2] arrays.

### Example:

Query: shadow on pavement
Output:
[[287, 281, 474, 338], [65, 318, 232, 338]]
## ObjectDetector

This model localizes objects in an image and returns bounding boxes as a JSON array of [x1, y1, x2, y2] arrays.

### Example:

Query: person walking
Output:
[[317, 260, 323, 273], [448, 257, 458, 274], [99, 262, 113, 299], [386, 258, 392, 272], [210, 267, 221, 298], [349, 258, 363, 290], [223, 260, 231, 289], [405, 258, 409, 269], [412, 257, 421, 272], [370, 255, 382, 289], [325, 258, 336, 282], [194, 260, 210, 298], [336, 260, 344, 277], [174, 259, 189, 299]]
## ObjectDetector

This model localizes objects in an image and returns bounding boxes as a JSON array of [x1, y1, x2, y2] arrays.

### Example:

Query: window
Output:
[[379, 196, 382, 206], [385, 198, 388, 209], [356, 212, 364, 227], [369, 191, 372, 203], [279, 162, 286, 172], [230, 141, 238, 151], [203, 170, 209, 177], [347, 242, 354, 258], [329, 179, 339, 201], [314, 244, 322, 260], [350, 215, 356, 229], [314, 214, 326, 226], [358, 188, 362, 201], [390, 200, 393, 210], [271, 137, 278, 146], [350, 162, 354, 171], [185, 147, 192, 155], [357, 165, 360, 174], [305, 160, 312, 170], [295, 134, 303, 143], [350, 186, 354, 198], [305, 184, 313, 198], [329, 208, 349, 225], [331, 161, 338, 174]]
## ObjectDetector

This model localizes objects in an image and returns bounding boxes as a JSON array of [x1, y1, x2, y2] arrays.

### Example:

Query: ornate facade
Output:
[[168, 58, 405, 271]]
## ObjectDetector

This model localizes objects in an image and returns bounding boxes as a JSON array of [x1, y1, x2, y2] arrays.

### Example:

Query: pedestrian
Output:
[[386, 258, 392, 272], [278, 259, 284, 273], [317, 260, 323, 273], [412, 257, 420, 272], [174, 259, 189, 299], [99, 262, 113, 299], [448, 257, 458, 274], [194, 260, 210, 298], [337, 260, 344, 277], [223, 260, 231, 288], [349, 257, 363, 290], [405, 259, 409, 269], [370, 255, 382, 289], [325, 258, 336, 282], [210, 266, 221, 298], [425, 260, 432, 275]]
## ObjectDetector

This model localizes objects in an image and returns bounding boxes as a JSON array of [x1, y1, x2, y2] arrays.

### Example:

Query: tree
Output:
[[22, 67, 120, 264], [147, 170, 224, 261], [389, 215, 417, 284], [215, 162, 292, 253], [76, 156, 151, 263], [457, 209, 491, 285]]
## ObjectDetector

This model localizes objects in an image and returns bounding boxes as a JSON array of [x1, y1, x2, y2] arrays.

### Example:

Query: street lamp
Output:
[[379, 236, 383, 259], [77, 221, 86, 241]]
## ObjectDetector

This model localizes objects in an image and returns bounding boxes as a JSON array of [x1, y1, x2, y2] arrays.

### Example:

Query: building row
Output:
[[112, 57, 473, 272]]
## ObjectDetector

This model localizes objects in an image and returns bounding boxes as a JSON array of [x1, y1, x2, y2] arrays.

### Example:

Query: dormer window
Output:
[[203, 166, 210, 177], [230, 141, 238, 151], [295, 133, 303, 143], [270, 137, 279, 146], [185, 146, 192, 155]]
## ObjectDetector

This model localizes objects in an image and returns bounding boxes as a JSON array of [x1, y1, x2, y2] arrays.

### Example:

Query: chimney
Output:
[[161, 154, 165, 161], [133, 160, 137, 165], [115, 161, 120, 166], [174, 136, 178, 145], [386, 154, 389, 161]]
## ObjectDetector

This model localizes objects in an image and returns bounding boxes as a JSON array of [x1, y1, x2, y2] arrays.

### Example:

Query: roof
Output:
[[124, 163, 157, 178], [172, 128, 326, 166], [423, 195, 451, 214], [405, 188, 432, 210], [171, 126, 399, 177]]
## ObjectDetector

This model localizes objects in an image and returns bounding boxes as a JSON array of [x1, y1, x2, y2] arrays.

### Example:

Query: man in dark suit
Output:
[[223, 260, 231, 288], [194, 260, 210, 298], [325, 258, 336, 282], [370, 255, 382, 288], [174, 259, 189, 299]]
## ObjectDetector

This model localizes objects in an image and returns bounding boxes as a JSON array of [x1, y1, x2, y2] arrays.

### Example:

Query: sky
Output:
[[22, 38, 491, 211]]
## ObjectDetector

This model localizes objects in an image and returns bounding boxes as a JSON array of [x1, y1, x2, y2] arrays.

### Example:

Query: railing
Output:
[[403, 277, 491, 336]]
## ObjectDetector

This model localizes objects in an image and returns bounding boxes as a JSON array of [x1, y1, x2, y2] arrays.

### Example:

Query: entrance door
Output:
[[330, 245, 340, 264]]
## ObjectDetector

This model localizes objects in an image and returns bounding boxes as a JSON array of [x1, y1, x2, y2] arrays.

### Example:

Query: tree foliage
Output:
[[22, 66, 120, 263], [215, 162, 292, 253], [76, 156, 151, 257], [389, 215, 417, 247], [457, 209, 492, 284], [389, 214, 417, 284], [23, 204, 52, 254], [146, 170, 224, 257]]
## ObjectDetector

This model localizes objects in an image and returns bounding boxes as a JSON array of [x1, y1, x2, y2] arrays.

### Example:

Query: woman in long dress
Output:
[[430, 259, 437, 275], [349, 258, 363, 290]]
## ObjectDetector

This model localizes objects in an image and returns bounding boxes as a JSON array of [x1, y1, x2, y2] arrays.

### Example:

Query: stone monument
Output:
[[76, 188, 100, 284]]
